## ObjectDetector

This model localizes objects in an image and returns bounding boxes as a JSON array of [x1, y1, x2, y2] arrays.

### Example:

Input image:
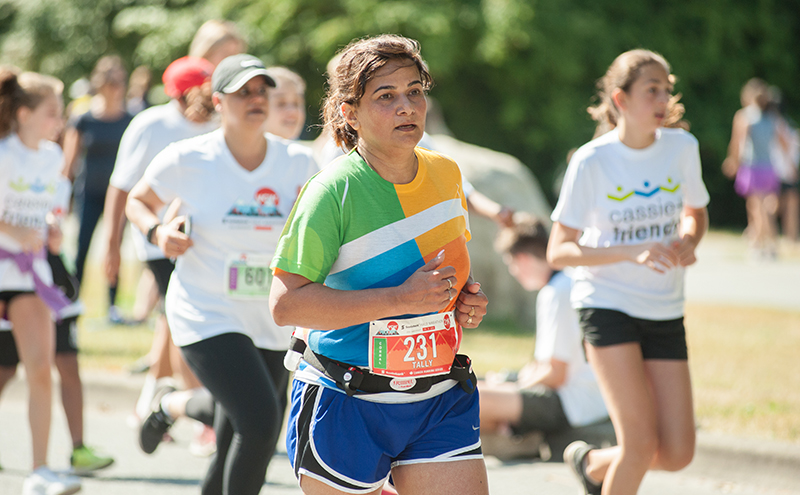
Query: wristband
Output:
[[146, 223, 161, 245]]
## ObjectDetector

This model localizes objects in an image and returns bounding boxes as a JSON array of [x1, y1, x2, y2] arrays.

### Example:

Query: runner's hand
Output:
[[673, 236, 699, 267], [11, 225, 44, 253], [156, 216, 193, 258], [396, 250, 457, 314], [456, 276, 487, 328], [46, 219, 62, 254], [632, 242, 679, 273]]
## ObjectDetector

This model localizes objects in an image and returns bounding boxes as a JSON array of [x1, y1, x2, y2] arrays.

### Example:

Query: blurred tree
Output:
[[1, 0, 798, 227], [0, 0, 221, 93]]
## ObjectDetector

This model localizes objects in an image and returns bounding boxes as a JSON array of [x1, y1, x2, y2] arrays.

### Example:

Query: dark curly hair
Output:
[[322, 35, 433, 151]]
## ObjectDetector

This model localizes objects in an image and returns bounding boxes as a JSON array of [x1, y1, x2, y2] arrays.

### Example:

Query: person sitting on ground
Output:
[[479, 216, 610, 455]]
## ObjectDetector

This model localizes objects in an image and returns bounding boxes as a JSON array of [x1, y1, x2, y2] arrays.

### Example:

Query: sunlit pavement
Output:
[[1, 370, 799, 495]]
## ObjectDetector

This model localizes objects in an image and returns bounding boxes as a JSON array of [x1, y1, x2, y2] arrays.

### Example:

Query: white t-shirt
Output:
[[144, 129, 318, 349], [110, 101, 219, 261], [534, 271, 607, 427], [0, 134, 62, 290], [551, 128, 710, 320]]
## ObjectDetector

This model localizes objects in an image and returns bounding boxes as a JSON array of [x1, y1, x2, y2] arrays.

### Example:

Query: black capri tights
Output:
[[181, 333, 289, 495]]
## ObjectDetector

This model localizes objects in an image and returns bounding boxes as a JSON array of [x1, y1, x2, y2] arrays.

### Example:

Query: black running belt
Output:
[[290, 336, 477, 397]]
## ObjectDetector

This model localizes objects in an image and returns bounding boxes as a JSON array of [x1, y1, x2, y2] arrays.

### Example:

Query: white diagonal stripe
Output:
[[330, 198, 468, 275]]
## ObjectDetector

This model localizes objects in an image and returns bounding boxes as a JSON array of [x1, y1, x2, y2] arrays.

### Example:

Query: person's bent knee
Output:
[[655, 441, 695, 471], [24, 359, 53, 386]]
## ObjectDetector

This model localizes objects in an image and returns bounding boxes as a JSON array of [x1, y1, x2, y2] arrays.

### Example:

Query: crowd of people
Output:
[[0, 15, 796, 495]]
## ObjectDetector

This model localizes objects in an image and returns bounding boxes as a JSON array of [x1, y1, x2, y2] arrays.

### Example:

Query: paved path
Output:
[[686, 232, 800, 310], [1, 371, 799, 495]]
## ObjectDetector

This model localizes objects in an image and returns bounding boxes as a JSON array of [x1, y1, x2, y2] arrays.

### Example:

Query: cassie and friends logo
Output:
[[607, 178, 682, 243], [607, 178, 680, 202], [9, 177, 57, 194]]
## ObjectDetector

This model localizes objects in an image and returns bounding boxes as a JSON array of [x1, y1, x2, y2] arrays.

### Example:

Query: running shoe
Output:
[[563, 440, 602, 495], [108, 305, 126, 325], [125, 355, 151, 375], [22, 466, 81, 495], [70, 445, 114, 475], [138, 381, 177, 454], [189, 424, 217, 457]]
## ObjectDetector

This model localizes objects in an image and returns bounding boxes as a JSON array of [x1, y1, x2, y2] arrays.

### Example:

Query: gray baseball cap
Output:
[[211, 54, 276, 94]]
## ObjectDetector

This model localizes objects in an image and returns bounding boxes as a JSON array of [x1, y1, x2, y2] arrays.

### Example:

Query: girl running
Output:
[[722, 78, 786, 258], [547, 49, 710, 495], [126, 54, 317, 495], [270, 35, 489, 495], [0, 68, 82, 495]]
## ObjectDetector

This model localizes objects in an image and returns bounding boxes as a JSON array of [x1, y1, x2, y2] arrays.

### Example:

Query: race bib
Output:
[[224, 253, 273, 299], [368, 312, 459, 378]]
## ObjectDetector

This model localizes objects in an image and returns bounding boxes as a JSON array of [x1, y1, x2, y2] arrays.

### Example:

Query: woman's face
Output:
[[19, 93, 64, 143], [616, 63, 672, 133], [344, 59, 426, 154], [265, 82, 305, 140], [99, 70, 127, 104], [216, 75, 270, 130], [205, 39, 246, 68], [505, 253, 551, 292]]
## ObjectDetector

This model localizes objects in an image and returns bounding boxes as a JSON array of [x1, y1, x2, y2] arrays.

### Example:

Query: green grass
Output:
[[685, 303, 800, 442], [75, 261, 154, 370]]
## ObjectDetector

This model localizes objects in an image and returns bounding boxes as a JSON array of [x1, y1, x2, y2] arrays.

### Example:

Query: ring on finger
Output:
[[468, 306, 475, 317], [466, 316, 473, 325], [446, 278, 453, 290], [447, 288, 454, 299]]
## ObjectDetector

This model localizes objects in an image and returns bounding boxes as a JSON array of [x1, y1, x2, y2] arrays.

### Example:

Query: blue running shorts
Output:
[[287, 379, 483, 493]]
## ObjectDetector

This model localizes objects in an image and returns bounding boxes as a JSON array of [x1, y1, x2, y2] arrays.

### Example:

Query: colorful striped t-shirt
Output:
[[271, 147, 471, 366]]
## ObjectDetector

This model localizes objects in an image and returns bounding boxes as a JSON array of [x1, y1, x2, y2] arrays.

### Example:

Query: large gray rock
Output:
[[430, 134, 552, 326]]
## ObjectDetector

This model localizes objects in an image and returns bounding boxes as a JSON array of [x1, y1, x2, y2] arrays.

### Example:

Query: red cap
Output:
[[162, 56, 214, 98]]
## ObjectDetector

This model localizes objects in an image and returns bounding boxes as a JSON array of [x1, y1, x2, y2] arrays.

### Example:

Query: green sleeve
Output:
[[271, 179, 343, 284]]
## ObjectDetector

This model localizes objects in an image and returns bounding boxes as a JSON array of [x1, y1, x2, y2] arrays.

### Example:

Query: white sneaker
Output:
[[22, 466, 81, 495]]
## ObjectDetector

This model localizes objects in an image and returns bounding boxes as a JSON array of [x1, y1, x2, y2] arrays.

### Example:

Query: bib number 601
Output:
[[403, 334, 438, 362], [244, 266, 268, 287]]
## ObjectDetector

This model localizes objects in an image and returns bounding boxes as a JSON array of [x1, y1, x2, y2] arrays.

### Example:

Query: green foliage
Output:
[[2, 0, 798, 226]]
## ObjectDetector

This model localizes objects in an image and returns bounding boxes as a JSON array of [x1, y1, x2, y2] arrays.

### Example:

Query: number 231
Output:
[[403, 334, 438, 362]]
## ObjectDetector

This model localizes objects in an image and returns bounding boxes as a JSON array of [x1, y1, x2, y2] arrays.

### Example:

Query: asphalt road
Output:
[[1, 371, 799, 495]]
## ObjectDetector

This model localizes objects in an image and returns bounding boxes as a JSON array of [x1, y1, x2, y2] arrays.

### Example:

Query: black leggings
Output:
[[181, 333, 289, 495], [74, 190, 118, 304], [180, 387, 215, 427]]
